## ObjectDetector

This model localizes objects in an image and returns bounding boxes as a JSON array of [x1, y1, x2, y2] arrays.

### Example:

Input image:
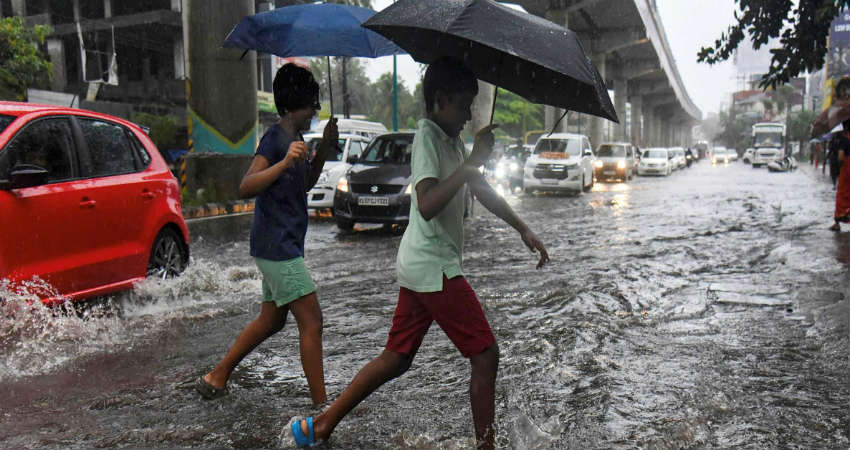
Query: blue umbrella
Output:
[[224, 3, 405, 115]]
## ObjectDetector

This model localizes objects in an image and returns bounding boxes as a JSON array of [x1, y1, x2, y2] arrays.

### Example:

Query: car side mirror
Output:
[[346, 155, 358, 164], [0, 164, 48, 190], [583, 150, 592, 157]]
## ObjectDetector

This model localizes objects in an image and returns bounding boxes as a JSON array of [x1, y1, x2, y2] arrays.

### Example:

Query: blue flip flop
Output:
[[290, 416, 317, 448]]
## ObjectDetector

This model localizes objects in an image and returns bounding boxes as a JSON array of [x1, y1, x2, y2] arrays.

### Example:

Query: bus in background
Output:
[[751, 122, 786, 167]]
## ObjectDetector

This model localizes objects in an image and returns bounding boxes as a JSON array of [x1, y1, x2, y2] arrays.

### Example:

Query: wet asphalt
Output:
[[1, 159, 848, 449]]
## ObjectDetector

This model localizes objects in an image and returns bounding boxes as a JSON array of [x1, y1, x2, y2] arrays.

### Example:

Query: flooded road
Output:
[[2, 161, 848, 449]]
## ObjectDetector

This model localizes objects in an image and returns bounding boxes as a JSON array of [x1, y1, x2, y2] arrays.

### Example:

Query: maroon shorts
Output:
[[385, 275, 495, 358]]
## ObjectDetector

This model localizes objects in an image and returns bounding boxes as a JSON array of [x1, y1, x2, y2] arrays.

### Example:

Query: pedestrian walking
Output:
[[830, 119, 850, 231], [195, 64, 338, 405], [287, 57, 549, 450]]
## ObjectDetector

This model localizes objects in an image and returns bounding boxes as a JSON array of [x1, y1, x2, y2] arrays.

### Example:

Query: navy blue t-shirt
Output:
[[250, 124, 310, 261]]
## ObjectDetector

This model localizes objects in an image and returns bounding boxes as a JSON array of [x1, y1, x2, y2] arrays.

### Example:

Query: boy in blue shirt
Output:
[[196, 64, 338, 406], [290, 57, 548, 449]]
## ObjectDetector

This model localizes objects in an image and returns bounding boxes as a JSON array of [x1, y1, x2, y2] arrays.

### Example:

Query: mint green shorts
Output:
[[254, 257, 317, 307]]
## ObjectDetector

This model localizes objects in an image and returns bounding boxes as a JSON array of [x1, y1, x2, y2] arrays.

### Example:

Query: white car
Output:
[[306, 133, 371, 210], [712, 146, 729, 164], [668, 146, 686, 169], [637, 148, 671, 176], [727, 149, 738, 161], [523, 133, 595, 194]]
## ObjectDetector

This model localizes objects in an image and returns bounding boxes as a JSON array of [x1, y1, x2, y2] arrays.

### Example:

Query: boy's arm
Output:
[[468, 173, 550, 269], [239, 142, 308, 198], [305, 118, 339, 191], [417, 124, 499, 220]]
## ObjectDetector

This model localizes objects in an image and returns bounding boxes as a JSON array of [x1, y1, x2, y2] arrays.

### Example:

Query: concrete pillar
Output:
[[173, 37, 185, 80], [644, 106, 655, 146], [104, 0, 112, 18], [630, 96, 642, 147], [588, 55, 606, 148], [72, 0, 81, 21], [47, 39, 66, 91], [544, 8, 568, 133], [465, 80, 495, 142], [613, 78, 627, 142], [188, 0, 258, 154], [172, 0, 182, 12], [10, 0, 24, 16]]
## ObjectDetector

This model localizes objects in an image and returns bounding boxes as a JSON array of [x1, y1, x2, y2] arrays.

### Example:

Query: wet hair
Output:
[[273, 64, 320, 116], [423, 57, 478, 113]]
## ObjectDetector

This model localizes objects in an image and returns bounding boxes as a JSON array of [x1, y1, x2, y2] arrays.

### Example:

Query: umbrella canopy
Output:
[[363, 0, 618, 123], [224, 3, 404, 58], [811, 99, 850, 138]]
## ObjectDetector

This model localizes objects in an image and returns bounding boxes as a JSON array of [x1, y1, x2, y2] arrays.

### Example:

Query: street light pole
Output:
[[393, 54, 398, 131]]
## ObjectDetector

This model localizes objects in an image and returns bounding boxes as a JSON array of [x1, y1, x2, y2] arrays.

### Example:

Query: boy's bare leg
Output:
[[205, 301, 288, 389], [470, 344, 499, 450], [307, 350, 410, 440], [288, 292, 327, 405]]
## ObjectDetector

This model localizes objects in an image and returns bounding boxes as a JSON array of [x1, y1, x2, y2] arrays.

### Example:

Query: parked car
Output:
[[305, 132, 371, 210], [0, 102, 189, 305], [333, 131, 472, 230], [712, 146, 729, 164], [727, 148, 738, 161], [593, 141, 635, 181], [523, 133, 595, 193], [637, 148, 671, 176]]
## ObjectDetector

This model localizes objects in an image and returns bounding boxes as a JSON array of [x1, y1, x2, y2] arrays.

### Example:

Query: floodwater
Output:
[[1, 161, 848, 449]]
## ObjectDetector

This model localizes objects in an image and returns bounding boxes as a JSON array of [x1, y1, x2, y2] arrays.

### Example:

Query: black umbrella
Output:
[[363, 0, 618, 125]]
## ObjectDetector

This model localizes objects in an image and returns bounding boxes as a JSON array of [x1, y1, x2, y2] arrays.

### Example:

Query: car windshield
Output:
[[597, 144, 626, 158], [306, 138, 346, 162], [534, 138, 581, 156], [0, 114, 15, 135], [360, 135, 413, 164], [754, 132, 783, 147], [644, 150, 666, 159]]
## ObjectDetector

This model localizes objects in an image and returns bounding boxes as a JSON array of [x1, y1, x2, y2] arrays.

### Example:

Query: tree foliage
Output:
[[0, 17, 52, 101], [492, 88, 544, 139], [698, 0, 849, 90]]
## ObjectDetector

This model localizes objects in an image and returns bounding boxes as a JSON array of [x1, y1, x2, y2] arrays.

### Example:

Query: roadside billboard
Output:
[[825, 8, 850, 109]]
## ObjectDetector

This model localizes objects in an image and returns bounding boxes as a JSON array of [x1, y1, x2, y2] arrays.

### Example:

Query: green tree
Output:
[[492, 88, 544, 139], [131, 112, 178, 150], [787, 108, 818, 156], [716, 105, 757, 150], [698, 0, 848, 90], [310, 57, 374, 118], [368, 71, 417, 129], [0, 17, 52, 101]]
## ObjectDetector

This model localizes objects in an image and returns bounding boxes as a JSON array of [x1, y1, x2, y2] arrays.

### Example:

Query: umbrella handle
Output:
[[548, 110, 568, 137], [489, 86, 498, 125], [327, 56, 334, 117]]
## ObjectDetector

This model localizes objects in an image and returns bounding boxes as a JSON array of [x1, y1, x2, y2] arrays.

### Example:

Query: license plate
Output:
[[541, 179, 559, 185], [358, 196, 389, 206], [603, 170, 615, 175]]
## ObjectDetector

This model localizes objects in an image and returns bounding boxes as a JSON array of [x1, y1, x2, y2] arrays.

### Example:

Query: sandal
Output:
[[195, 376, 228, 400], [290, 416, 321, 448], [829, 223, 841, 232]]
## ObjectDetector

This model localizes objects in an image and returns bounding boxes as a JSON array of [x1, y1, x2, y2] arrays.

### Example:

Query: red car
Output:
[[0, 102, 189, 305]]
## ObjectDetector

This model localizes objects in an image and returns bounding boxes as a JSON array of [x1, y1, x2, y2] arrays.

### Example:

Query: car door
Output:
[[74, 117, 154, 286], [0, 116, 99, 296]]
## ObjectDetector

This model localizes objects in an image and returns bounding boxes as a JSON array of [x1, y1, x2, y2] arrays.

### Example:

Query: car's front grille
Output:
[[351, 183, 404, 194], [350, 204, 407, 217], [533, 164, 568, 179]]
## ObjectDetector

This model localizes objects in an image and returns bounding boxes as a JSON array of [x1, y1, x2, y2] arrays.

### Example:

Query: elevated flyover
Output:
[[513, 0, 702, 148]]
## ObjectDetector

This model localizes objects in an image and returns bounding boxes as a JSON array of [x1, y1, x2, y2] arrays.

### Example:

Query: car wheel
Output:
[[524, 187, 533, 195], [336, 218, 354, 231], [147, 228, 187, 280]]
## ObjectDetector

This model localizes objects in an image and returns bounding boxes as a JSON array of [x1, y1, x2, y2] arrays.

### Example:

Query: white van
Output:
[[314, 118, 388, 140], [523, 133, 595, 194], [304, 133, 371, 210]]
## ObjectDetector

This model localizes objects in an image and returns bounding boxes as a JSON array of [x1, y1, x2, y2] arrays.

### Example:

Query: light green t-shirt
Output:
[[396, 119, 468, 292]]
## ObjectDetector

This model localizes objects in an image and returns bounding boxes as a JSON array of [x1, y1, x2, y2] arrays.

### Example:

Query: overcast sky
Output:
[[363, 0, 745, 116]]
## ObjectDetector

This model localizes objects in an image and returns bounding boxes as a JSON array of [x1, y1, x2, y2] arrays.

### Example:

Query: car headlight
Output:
[[404, 183, 412, 195], [495, 166, 507, 179], [594, 160, 603, 168], [510, 162, 519, 171], [616, 160, 626, 169], [337, 177, 349, 193], [317, 171, 329, 185]]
